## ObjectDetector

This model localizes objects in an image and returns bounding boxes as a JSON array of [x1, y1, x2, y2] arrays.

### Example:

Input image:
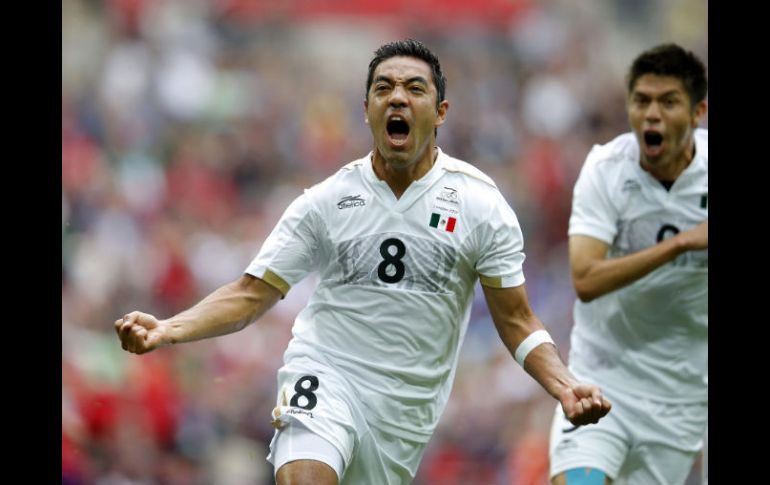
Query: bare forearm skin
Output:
[[572, 219, 708, 303], [494, 310, 610, 425], [573, 236, 686, 302], [165, 274, 281, 344], [520, 342, 579, 400], [493, 307, 578, 400], [483, 285, 578, 399], [483, 283, 611, 424]]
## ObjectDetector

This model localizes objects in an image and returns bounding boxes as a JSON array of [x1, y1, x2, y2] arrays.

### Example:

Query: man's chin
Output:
[[378, 146, 412, 164], [642, 153, 662, 164]]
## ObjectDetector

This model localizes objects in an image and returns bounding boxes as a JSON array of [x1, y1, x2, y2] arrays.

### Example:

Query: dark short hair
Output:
[[366, 39, 447, 109], [627, 43, 707, 107]]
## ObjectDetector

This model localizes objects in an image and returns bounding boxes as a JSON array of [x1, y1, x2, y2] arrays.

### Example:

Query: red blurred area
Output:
[[216, 0, 533, 27]]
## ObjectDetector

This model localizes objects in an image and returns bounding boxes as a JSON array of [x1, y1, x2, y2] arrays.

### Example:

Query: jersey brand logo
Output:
[[555, 438, 577, 452], [437, 186, 459, 205], [622, 179, 641, 193], [337, 195, 366, 209], [440, 186, 458, 200]]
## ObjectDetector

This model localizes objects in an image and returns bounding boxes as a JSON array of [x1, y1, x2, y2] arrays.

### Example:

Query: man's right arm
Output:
[[570, 220, 707, 302], [115, 273, 282, 354]]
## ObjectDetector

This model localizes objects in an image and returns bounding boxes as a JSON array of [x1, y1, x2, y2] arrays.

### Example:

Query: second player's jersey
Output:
[[568, 129, 708, 403], [247, 148, 526, 440]]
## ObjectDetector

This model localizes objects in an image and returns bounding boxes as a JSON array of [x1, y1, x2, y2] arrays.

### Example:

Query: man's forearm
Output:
[[164, 275, 281, 344], [493, 311, 576, 400], [520, 343, 579, 401], [573, 236, 685, 302]]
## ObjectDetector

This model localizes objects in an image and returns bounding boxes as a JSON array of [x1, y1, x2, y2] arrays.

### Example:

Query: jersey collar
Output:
[[363, 147, 447, 212]]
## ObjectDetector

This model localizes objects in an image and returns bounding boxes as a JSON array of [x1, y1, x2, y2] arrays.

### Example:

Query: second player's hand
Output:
[[678, 220, 708, 251], [114, 311, 172, 355], [559, 383, 612, 426]]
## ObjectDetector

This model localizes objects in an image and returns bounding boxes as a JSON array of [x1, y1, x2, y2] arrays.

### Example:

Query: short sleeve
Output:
[[245, 192, 321, 296], [474, 191, 526, 289], [569, 150, 618, 244]]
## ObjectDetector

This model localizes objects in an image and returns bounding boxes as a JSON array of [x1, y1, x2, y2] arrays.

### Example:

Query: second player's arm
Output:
[[116, 274, 282, 354], [482, 284, 610, 425], [571, 220, 707, 302]]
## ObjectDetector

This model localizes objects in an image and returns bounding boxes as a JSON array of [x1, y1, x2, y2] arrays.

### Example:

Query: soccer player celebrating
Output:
[[116, 39, 611, 485], [548, 43, 708, 485]]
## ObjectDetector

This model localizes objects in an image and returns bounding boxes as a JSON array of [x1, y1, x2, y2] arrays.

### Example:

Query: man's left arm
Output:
[[482, 283, 611, 425]]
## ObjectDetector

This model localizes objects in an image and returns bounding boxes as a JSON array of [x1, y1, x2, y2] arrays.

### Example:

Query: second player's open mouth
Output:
[[643, 130, 664, 157]]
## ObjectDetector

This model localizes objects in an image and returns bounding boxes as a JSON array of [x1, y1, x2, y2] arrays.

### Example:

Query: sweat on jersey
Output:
[[246, 147, 526, 441], [568, 129, 708, 404]]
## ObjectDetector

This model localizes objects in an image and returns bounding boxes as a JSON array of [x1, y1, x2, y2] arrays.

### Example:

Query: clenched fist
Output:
[[560, 382, 612, 426], [114, 311, 172, 354]]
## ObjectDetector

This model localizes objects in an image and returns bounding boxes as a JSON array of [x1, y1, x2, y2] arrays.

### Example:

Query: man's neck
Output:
[[372, 147, 438, 199], [641, 140, 696, 183]]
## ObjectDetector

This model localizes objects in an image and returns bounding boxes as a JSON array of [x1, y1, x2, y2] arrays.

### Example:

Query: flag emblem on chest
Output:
[[429, 213, 457, 232]]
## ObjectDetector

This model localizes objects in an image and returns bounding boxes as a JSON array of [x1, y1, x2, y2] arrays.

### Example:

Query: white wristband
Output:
[[514, 329, 555, 367]]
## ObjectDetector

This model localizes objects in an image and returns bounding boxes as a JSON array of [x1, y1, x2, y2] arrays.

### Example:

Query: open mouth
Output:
[[643, 130, 663, 156], [386, 118, 410, 145], [644, 131, 663, 146]]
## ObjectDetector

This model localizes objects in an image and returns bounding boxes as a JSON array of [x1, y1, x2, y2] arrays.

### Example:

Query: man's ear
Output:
[[434, 100, 449, 128], [692, 100, 707, 127]]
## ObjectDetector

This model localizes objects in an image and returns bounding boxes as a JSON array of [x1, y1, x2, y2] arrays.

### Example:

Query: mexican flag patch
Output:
[[429, 213, 456, 232]]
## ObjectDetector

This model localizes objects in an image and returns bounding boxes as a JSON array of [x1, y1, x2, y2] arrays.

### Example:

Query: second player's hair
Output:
[[627, 44, 707, 107]]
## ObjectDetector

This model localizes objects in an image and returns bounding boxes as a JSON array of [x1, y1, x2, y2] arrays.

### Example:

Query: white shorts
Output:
[[269, 419, 345, 480], [266, 354, 427, 485], [549, 386, 707, 484]]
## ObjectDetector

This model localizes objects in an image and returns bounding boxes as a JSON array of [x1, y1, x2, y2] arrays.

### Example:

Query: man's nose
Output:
[[389, 85, 408, 108], [645, 101, 661, 121]]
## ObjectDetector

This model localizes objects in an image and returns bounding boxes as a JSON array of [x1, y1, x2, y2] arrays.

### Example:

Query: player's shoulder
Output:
[[583, 132, 638, 172], [340, 157, 368, 173], [694, 128, 708, 161], [438, 150, 498, 191], [305, 155, 368, 197]]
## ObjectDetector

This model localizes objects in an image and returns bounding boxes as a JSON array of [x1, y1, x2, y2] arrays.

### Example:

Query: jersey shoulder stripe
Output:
[[341, 158, 366, 171], [695, 128, 708, 161], [304, 156, 367, 201], [440, 155, 497, 188], [585, 132, 638, 169]]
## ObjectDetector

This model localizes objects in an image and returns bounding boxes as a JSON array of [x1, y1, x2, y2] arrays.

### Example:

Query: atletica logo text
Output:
[[337, 195, 366, 209]]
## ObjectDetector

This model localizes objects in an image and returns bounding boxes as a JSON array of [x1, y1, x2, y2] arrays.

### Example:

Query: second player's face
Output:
[[627, 74, 706, 169], [365, 56, 447, 168]]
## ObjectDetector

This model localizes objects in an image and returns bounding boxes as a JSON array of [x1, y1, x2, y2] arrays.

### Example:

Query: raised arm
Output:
[[482, 284, 611, 425], [115, 273, 282, 354], [571, 220, 707, 302]]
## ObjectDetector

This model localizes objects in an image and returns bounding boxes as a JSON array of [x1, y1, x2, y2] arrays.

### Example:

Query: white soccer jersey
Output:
[[247, 147, 526, 441], [568, 128, 708, 403]]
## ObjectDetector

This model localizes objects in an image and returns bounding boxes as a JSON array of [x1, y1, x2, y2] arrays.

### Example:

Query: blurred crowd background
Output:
[[62, 0, 708, 484]]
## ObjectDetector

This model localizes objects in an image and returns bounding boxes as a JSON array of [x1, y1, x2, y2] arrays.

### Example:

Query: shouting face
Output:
[[627, 74, 706, 174], [365, 56, 448, 170]]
